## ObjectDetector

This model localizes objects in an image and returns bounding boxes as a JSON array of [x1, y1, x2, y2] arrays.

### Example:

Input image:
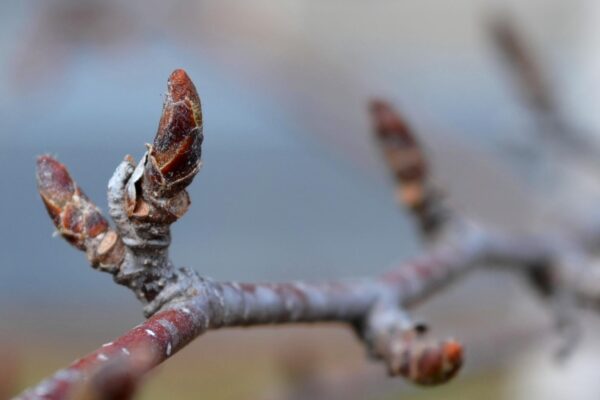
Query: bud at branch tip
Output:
[[145, 69, 203, 197]]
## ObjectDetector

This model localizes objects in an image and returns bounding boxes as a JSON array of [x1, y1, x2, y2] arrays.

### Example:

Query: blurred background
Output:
[[3, 0, 600, 398]]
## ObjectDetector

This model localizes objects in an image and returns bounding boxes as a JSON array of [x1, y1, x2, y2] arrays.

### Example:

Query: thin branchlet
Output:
[[488, 15, 596, 157], [489, 16, 554, 114]]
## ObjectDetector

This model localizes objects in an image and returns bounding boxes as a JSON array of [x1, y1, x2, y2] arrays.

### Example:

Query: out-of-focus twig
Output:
[[67, 345, 151, 400], [489, 15, 593, 156]]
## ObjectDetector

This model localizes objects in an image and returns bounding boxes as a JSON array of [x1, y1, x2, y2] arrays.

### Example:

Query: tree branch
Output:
[[17, 217, 600, 399], [19, 71, 600, 399]]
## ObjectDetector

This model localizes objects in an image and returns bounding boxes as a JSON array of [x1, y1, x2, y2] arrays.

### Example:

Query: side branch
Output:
[[489, 15, 596, 157]]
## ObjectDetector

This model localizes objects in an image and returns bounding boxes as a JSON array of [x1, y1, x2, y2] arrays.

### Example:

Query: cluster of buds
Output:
[[34, 69, 465, 391], [36, 69, 203, 303]]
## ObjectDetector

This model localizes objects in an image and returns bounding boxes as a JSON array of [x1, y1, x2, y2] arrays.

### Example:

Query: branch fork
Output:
[[38, 69, 204, 314], [104, 68, 204, 311]]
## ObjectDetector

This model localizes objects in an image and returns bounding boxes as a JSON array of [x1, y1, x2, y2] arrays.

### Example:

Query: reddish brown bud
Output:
[[37, 156, 77, 225], [369, 100, 428, 208], [36, 156, 123, 269], [145, 69, 203, 198], [388, 337, 463, 386], [370, 100, 415, 143], [370, 100, 426, 182]]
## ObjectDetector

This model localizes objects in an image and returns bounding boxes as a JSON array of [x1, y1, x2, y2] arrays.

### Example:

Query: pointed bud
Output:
[[369, 100, 428, 207], [145, 69, 203, 198], [36, 155, 77, 226], [37, 156, 123, 269], [369, 100, 449, 237], [37, 156, 108, 249]]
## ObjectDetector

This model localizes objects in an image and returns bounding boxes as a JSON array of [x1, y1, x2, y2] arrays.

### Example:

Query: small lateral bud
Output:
[[37, 156, 124, 269], [389, 338, 463, 386], [369, 100, 428, 209], [37, 156, 77, 225], [145, 69, 203, 198], [369, 100, 449, 237], [37, 156, 108, 250]]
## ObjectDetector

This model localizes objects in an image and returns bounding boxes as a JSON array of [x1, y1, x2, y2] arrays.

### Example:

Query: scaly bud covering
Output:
[[37, 155, 124, 269], [37, 156, 108, 250], [369, 100, 428, 210], [145, 69, 203, 198]]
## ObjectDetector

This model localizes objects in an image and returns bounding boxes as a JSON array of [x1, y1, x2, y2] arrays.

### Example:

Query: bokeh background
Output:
[[3, 0, 600, 399]]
